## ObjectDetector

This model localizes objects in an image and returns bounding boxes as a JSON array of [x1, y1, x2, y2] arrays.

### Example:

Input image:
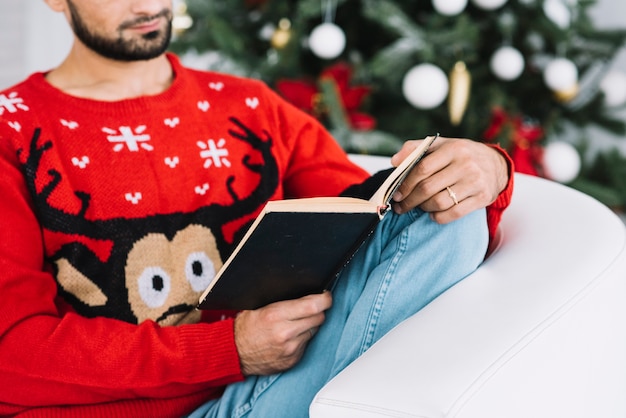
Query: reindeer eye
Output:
[[137, 267, 172, 308], [185, 252, 215, 292]]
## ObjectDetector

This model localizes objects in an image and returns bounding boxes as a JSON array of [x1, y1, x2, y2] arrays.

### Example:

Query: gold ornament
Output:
[[172, 1, 193, 35], [271, 18, 292, 50], [448, 61, 471, 126], [554, 83, 579, 103]]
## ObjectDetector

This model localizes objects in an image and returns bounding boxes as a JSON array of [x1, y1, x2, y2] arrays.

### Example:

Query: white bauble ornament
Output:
[[542, 141, 581, 183], [543, 0, 571, 29], [309, 22, 346, 59], [600, 71, 626, 107], [433, 0, 468, 16], [258, 23, 275, 41], [544, 58, 578, 91], [490, 46, 525, 81], [471, 0, 508, 10], [402, 64, 449, 109]]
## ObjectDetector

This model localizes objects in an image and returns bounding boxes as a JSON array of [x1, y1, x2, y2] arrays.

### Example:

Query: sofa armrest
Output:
[[310, 173, 626, 418]]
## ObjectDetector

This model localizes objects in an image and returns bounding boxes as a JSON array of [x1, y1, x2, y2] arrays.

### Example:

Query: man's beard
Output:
[[67, 0, 172, 62]]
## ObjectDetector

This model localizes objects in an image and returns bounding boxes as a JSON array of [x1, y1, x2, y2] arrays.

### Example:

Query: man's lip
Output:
[[129, 19, 162, 33]]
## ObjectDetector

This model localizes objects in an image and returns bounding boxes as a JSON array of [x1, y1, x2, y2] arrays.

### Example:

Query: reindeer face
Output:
[[54, 224, 222, 325], [20, 117, 280, 325], [125, 225, 222, 325]]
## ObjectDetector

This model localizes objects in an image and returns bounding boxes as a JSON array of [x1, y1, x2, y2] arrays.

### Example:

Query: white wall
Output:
[[0, 1, 24, 86], [24, 1, 72, 76], [0, 0, 71, 88]]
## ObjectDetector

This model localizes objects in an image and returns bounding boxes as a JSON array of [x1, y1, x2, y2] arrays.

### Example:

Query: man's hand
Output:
[[390, 137, 509, 224], [234, 292, 332, 376]]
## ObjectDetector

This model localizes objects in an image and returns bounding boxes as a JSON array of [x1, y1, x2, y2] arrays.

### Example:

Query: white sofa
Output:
[[310, 155, 626, 418]]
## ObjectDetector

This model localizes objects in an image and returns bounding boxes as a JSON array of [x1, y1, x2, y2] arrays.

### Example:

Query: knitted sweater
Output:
[[0, 53, 513, 418]]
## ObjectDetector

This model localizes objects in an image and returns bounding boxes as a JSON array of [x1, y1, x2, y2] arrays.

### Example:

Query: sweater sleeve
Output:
[[0, 124, 243, 413], [260, 84, 371, 199], [484, 143, 515, 244]]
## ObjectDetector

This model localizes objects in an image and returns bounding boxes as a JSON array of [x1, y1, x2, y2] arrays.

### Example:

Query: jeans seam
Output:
[[358, 220, 410, 355], [232, 374, 281, 418]]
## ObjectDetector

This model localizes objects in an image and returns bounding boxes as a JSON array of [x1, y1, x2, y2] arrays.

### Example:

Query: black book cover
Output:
[[197, 134, 437, 311], [198, 211, 379, 310]]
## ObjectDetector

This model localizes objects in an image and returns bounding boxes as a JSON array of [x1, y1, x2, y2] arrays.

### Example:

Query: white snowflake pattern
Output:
[[209, 82, 224, 91], [71, 156, 90, 169], [197, 101, 210, 112], [8, 121, 21, 132], [195, 183, 210, 195], [61, 119, 79, 129], [125, 192, 142, 204], [0, 92, 29, 115], [164, 117, 179, 128], [197, 138, 231, 169], [164, 156, 180, 168], [103, 125, 153, 152], [245, 97, 260, 109]]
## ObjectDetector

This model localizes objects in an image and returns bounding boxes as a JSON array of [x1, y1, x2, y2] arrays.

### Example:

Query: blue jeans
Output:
[[189, 207, 488, 418]]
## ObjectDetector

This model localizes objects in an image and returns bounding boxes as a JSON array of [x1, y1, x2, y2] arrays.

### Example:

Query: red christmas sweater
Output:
[[0, 53, 513, 417]]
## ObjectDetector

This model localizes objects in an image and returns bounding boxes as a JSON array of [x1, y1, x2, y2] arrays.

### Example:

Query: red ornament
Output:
[[483, 107, 544, 176], [275, 62, 376, 131], [274, 79, 320, 114]]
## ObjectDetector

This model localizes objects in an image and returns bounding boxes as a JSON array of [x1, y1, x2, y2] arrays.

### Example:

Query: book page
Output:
[[264, 196, 375, 213], [368, 134, 438, 209]]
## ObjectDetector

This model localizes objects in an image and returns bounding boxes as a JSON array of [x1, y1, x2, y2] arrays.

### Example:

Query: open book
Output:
[[198, 135, 438, 311]]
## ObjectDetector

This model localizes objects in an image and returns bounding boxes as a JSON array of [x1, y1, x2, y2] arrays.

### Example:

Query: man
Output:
[[0, 0, 513, 417]]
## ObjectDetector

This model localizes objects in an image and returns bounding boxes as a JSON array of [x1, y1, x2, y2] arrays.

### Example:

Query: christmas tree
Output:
[[170, 0, 626, 209]]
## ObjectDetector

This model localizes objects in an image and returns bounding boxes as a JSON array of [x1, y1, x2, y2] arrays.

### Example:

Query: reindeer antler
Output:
[[19, 128, 97, 235], [228, 117, 274, 175], [221, 118, 279, 209]]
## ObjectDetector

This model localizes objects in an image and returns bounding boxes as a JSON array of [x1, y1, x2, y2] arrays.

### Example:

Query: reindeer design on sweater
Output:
[[19, 117, 279, 325]]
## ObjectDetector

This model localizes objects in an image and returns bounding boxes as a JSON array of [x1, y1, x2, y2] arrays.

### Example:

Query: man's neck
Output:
[[45, 45, 174, 102]]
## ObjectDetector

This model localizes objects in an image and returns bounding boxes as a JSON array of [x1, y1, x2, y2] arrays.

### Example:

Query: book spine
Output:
[[323, 217, 382, 291]]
